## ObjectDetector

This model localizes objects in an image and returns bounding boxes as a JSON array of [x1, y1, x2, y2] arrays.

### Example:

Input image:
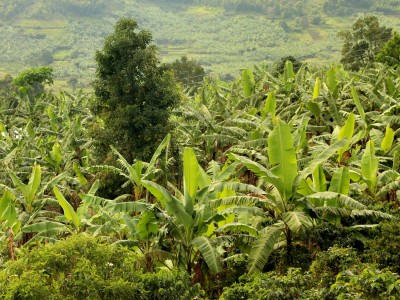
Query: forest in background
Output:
[[1, 1, 400, 299], [1, 0, 400, 89]]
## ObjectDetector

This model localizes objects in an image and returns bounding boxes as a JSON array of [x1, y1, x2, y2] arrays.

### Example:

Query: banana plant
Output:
[[89, 134, 171, 200], [142, 147, 222, 274], [227, 119, 390, 273], [141, 147, 264, 275], [8, 164, 42, 214], [0, 190, 21, 260]]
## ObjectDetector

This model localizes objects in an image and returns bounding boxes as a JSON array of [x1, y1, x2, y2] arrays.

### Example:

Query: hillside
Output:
[[1, 0, 400, 88], [1, 1, 400, 299]]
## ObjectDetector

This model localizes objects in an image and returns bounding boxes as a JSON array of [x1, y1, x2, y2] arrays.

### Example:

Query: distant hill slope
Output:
[[1, 0, 400, 88]]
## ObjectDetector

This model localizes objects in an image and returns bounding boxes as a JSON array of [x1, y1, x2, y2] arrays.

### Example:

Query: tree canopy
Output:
[[338, 16, 392, 70], [375, 31, 400, 67], [92, 18, 181, 161]]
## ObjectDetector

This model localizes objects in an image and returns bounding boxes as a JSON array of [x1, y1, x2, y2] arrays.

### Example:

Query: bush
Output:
[[309, 246, 359, 287], [365, 220, 400, 273], [0, 234, 204, 299], [219, 268, 311, 300], [331, 264, 400, 299]]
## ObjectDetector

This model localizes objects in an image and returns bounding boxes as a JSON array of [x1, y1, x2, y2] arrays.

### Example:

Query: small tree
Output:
[[375, 31, 400, 67], [12, 66, 53, 97], [92, 18, 181, 162], [168, 56, 205, 92], [274, 56, 302, 75], [338, 16, 392, 71]]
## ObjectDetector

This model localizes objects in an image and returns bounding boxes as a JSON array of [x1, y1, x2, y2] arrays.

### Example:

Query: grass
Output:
[[14, 18, 67, 28], [186, 6, 224, 16], [53, 49, 74, 60]]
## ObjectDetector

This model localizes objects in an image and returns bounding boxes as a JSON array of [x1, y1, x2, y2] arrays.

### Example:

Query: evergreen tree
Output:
[[375, 31, 400, 67], [92, 18, 181, 162], [338, 16, 392, 71]]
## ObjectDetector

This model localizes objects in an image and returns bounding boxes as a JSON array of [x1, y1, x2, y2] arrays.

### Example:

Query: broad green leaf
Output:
[[50, 142, 62, 166], [137, 212, 159, 239], [248, 225, 284, 273], [0, 190, 17, 228], [312, 77, 321, 99], [218, 206, 265, 217], [307, 101, 321, 119], [216, 187, 235, 226], [329, 167, 350, 195], [110, 146, 140, 185], [88, 180, 100, 195], [350, 210, 392, 220], [297, 179, 315, 196], [210, 196, 272, 209], [122, 214, 138, 234], [148, 133, 170, 171], [312, 164, 327, 192], [198, 165, 211, 189], [216, 223, 258, 236], [284, 60, 294, 92], [361, 140, 379, 193], [53, 187, 80, 228], [210, 181, 266, 196], [337, 113, 355, 163], [282, 211, 313, 234], [349, 170, 361, 182], [183, 147, 198, 216], [73, 163, 88, 187], [82, 194, 113, 207], [22, 221, 66, 234], [369, 129, 384, 149], [27, 164, 41, 205], [110, 201, 149, 213], [350, 87, 366, 124], [326, 66, 338, 97], [242, 68, 255, 97], [298, 138, 347, 182], [268, 121, 297, 200], [39, 171, 68, 197], [142, 180, 193, 229], [308, 191, 365, 210], [192, 236, 222, 274], [293, 116, 310, 152], [264, 91, 276, 117], [381, 124, 395, 152], [228, 153, 280, 187]]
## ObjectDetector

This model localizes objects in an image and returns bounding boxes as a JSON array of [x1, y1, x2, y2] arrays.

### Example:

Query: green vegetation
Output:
[[339, 15, 392, 70], [0, 234, 204, 299], [1, 0, 400, 87], [91, 18, 180, 161], [1, 3, 400, 300]]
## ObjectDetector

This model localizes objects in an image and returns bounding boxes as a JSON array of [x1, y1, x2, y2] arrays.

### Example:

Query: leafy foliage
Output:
[[1, 14, 400, 299], [0, 234, 204, 300], [338, 16, 392, 70], [92, 18, 181, 161]]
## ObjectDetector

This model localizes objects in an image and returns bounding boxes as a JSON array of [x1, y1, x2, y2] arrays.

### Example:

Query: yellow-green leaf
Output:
[[381, 124, 395, 152], [53, 187, 80, 229]]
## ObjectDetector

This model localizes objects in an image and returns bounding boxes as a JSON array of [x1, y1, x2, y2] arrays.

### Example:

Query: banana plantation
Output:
[[1, 57, 400, 298]]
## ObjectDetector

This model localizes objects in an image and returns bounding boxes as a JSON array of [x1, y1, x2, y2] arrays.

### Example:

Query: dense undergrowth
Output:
[[1, 59, 400, 298], [1, 11, 400, 297], [1, 0, 400, 87]]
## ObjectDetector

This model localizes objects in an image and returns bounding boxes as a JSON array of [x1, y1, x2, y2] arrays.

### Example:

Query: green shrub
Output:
[[0, 234, 204, 299], [219, 268, 311, 300], [365, 220, 400, 273], [309, 246, 359, 288], [331, 264, 400, 299]]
